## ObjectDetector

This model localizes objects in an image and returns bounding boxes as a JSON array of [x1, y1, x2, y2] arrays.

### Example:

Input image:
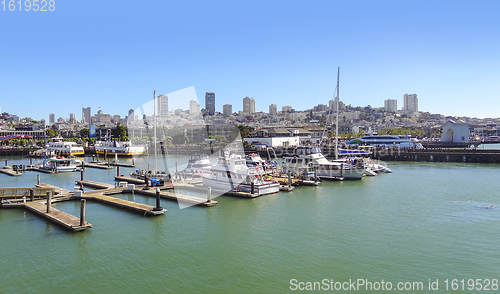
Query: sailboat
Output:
[[331, 67, 367, 180], [129, 91, 172, 186]]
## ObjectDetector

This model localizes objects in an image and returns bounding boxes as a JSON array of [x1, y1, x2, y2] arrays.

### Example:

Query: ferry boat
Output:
[[182, 154, 212, 174], [346, 134, 420, 148], [46, 137, 84, 156], [202, 153, 280, 196], [283, 146, 366, 180], [94, 139, 147, 157]]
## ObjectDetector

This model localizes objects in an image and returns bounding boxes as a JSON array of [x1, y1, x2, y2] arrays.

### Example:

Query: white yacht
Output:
[[47, 137, 84, 156], [94, 139, 146, 157], [283, 146, 365, 180], [182, 154, 212, 174], [202, 153, 279, 196]]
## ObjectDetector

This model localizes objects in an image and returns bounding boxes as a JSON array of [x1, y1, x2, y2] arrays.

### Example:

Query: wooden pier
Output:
[[134, 187, 218, 206], [78, 179, 216, 207], [0, 167, 22, 177], [1, 186, 91, 231], [23, 201, 92, 231], [81, 192, 166, 215], [80, 162, 113, 170], [114, 176, 175, 190]]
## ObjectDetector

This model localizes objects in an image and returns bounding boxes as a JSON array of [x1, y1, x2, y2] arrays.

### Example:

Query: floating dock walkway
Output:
[[0, 167, 22, 177], [1, 186, 92, 231], [77, 180, 217, 210], [24, 201, 92, 231]]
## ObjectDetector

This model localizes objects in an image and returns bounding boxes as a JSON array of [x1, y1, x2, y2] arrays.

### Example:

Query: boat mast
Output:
[[335, 67, 339, 160], [154, 90, 158, 173]]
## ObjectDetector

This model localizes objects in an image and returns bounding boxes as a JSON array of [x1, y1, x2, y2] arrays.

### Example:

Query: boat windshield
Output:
[[310, 147, 322, 154]]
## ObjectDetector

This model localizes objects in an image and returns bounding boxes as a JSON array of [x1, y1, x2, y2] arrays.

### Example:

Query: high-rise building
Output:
[[243, 97, 250, 114], [282, 106, 292, 112], [243, 97, 255, 114], [205, 92, 215, 115], [69, 113, 77, 124], [250, 97, 255, 113], [384, 99, 398, 112], [82, 107, 91, 124], [49, 113, 55, 125], [329, 98, 345, 110], [223, 104, 232, 117], [403, 94, 418, 112], [269, 104, 277, 116], [189, 100, 201, 115], [157, 95, 168, 117]]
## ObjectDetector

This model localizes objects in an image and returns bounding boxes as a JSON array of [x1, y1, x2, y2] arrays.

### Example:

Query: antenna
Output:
[[154, 90, 157, 173], [335, 67, 340, 160]]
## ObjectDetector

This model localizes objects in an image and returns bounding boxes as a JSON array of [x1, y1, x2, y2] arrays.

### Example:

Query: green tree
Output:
[[19, 139, 26, 146], [112, 125, 127, 140], [46, 129, 55, 136], [214, 135, 227, 143], [80, 128, 89, 138]]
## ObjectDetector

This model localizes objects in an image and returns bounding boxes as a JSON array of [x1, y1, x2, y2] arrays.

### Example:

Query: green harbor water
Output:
[[1, 155, 499, 293]]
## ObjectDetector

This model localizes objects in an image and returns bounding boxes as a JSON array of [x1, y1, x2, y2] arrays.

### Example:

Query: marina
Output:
[[1, 156, 498, 293]]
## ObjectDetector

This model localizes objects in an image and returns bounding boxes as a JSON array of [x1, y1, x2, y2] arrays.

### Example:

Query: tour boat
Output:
[[46, 137, 84, 156], [94, 139, 147, 157], [202, 153, 280, 196], [346, 135, 420, 148], [41, 157, 79, 173]]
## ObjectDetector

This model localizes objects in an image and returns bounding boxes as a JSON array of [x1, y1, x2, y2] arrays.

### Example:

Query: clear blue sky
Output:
[[1, 0, 499, 121]]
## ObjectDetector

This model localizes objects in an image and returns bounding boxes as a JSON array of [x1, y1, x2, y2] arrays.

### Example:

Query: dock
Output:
[[173, 183, 260, 198], [134, 187, 218, 206], [80, 162, 113, 170], [81, 192, 166, 215], [23, 201, 92, 231], [79, 180, 217, 206], [114, 176, 175, 190], [1, 186, 91, 231], [76, 180, 166, 214], [0, 167, 22, 177]]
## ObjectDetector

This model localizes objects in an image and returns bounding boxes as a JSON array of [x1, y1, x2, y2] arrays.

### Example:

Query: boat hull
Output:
[[202, 178, 279, 196]]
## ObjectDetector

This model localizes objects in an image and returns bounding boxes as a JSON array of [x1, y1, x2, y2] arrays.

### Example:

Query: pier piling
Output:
[[287, 171, 291, 186], [153, 188, 163, 211], [80, 162, 84, 181], [80, 199, 86, 226], [37, 174, 40, 185], [117, 166, 120, 177], [46, 191, 52, 213], [207, 187, 212, 202]]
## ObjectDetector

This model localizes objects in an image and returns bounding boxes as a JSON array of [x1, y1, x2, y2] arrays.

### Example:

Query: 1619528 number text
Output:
[[2, 0, 55, 11]]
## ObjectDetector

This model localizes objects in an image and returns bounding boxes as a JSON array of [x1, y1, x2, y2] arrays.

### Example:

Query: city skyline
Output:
[[2, 1, 500, 120]]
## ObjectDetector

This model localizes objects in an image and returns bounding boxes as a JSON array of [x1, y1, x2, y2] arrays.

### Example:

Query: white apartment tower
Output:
[[243, 97, 255, 114], [157, 95, 169, 117], [189, 100, 200, 115], [269, 104, 277, 116], [403, 94, 418, 112], [384, 99, 398, 112], [223, 104, 232, 117]]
